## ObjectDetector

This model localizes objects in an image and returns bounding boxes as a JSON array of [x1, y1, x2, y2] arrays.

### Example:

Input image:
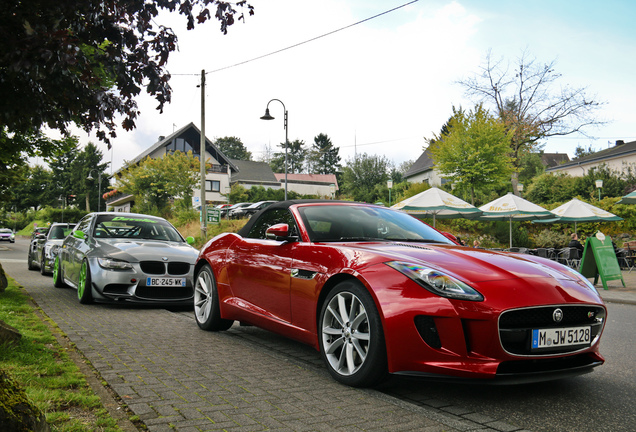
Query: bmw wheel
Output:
[[52, 256, 66, 288], [194, 265, 233, 331], [319, 280, 387, 387], [77, 260, 93, 304]]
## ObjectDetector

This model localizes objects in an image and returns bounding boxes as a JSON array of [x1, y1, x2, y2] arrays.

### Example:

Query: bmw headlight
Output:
[[386, 261, 484, 301], [98, 258, 133, 270]]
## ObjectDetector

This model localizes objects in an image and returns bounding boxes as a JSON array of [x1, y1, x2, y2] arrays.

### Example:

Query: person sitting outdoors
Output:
[[568, 233, 584, 253], [473, 239, 481, 248]]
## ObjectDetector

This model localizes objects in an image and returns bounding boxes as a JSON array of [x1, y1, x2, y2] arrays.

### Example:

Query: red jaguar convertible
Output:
[[193, 200, 606, 387]]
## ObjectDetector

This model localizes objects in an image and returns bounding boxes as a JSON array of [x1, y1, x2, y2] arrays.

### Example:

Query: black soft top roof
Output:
[[236, 199, 362, 237]]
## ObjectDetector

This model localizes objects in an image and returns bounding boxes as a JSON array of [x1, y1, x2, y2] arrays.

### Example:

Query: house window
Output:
[[206, 180, 220, 192], [166, 138, 197, 156]]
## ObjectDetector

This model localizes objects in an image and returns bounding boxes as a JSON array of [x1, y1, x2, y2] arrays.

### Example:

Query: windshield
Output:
[[93, 215, 184, 242], [297, 204, 453, 244]]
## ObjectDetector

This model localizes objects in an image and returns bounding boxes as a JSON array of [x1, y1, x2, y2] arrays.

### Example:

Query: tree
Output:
[[47, 138, 82, 208], [214, 136, 252, 160], [307, 133, 341, 174], [115, 151, 200, 214], [0, 130, 75, 204], [458, 50, 604, 195], [1, 1, 253, 147], [574, 144, 597, 159], [73, 143, 110, 212], [270, 140, 306, 174], [6, 165, 55, 212], [429, 105, 513, 205], [340, 154, 391, 203]]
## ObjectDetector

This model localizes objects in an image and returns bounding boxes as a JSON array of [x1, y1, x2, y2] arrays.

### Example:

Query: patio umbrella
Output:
[[478, 193, 553, 248], [617, 191, 636, 204], [391, 187, 482, 227], [536, 198, 623, 233]]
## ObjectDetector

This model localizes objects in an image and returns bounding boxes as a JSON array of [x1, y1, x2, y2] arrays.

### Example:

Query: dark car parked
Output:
[[28, 223, 75, 275]]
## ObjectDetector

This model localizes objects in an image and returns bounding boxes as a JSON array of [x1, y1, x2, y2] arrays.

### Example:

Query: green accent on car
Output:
[[53, 257, 59, 280], [112, 216, 157, 223], [73, 230, 86, 239], [186, 236, 195, 245], [78, 262, 87, 300]]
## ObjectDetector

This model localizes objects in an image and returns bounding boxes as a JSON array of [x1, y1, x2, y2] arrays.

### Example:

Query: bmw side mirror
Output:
[[73, 230, 86, 240], [186, 236, 195, 245]]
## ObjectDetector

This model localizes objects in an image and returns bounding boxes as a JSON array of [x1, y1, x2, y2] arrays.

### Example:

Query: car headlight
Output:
[[98, 258, 133, 270], [386, 261, 484, 301], [44, 243, 54, 257]]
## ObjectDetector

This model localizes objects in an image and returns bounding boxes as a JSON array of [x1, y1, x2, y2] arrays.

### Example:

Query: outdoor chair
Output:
[[536, 248, 556, 260], [557, 247, 581, 269]]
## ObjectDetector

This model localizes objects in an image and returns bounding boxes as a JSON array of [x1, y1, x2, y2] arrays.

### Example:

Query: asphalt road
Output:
[[2, 237, 635, 432]]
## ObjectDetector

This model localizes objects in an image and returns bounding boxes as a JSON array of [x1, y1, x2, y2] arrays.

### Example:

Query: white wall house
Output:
[[546, 140, 636, 177], [273, 173, 339, 198], [106, 123, 238, 211]]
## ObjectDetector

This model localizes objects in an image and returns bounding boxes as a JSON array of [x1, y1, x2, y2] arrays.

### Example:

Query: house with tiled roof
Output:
[[273, 173, 339, 198], [546, 140, 636, 176], [230, 159, 281, 190], [541, 152, 570, 168], [403, 148, 447, 186]]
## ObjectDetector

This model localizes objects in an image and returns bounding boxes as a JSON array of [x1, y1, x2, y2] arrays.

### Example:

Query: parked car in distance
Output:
[[0, 228, 15, 243], [53, 212, 199, 306], [226, 202, 252, 219], [231, 200, 276, 219], [192, 200, 607, 387], [28, 223, 75, 275], [31, 226, 49, 240]]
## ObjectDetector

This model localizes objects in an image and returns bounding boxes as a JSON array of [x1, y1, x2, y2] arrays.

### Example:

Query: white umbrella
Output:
[[536, 198, 622, 233], [479, 193, 553, 248], [391, 187, 482, 227]]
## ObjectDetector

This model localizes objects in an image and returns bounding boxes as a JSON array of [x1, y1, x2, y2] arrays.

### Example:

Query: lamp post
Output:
[[387, 179, 393, 206], [517, 183, 524, 197], [595, 179, 603, 200], [88, 169, 109, 212], [260, 99, 288, 200]]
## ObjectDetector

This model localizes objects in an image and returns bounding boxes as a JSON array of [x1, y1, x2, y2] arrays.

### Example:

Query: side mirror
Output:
[[36, 233, 46, 240], [185, 236, 195, 245], [266, 223, 298, 242], [73, 230, 86, 240]]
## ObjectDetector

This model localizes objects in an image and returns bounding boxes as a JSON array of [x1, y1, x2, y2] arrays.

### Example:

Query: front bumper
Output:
[[88, 258, 195, 306]]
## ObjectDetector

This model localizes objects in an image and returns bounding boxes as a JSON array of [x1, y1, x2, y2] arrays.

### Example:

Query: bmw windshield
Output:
[[93, 215, 184, 242]]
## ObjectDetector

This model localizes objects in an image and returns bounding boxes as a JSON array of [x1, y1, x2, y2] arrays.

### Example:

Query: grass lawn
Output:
[[0, 277, 136, 431]]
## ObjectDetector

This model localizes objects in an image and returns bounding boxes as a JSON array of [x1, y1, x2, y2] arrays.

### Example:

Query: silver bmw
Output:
[[53, 212, 198, 306]]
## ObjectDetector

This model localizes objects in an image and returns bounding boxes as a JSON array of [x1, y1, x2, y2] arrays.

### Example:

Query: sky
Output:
[[59, 0, 636, 175]]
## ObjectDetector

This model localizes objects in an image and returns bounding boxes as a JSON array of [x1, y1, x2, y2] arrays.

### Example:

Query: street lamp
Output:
[[518, 183, 524, 197], [595, 179, 603, 200], [387, 179, 393, 207], [260, 99, 288, 200], [88, 169, 109, 212]]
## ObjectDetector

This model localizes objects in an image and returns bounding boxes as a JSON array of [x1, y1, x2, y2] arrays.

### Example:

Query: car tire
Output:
[[77, 259, 94, 304], [27, 251, 36, 271], [318, 280, 387, 387], [194, 264, 233, 331], [40, 253, 48, 275], [52, 256, 66, 288]]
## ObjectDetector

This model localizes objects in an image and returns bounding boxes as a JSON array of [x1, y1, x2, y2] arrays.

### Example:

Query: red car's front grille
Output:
[[499, 305, 605, 356]]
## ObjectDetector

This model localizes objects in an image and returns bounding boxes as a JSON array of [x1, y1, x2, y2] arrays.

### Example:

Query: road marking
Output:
[[0, 259, 27, 263]]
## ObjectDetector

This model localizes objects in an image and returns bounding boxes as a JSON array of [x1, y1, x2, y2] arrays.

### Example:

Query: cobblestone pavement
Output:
[[5, 246, 635, 432]]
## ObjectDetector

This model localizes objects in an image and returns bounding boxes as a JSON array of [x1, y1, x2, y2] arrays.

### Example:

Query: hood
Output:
[[345, 242, 601, 304], [90, 239, 199, 263]]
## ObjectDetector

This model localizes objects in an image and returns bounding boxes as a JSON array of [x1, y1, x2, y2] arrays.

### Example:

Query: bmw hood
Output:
[[91, 239, 199, 263]]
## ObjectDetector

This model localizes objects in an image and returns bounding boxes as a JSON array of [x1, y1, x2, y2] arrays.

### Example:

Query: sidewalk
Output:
[[595, 270, 636, 305]]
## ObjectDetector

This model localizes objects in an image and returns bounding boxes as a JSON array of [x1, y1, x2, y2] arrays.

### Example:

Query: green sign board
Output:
[[206, 208, 221, 225], [579, 232, 625, 290]]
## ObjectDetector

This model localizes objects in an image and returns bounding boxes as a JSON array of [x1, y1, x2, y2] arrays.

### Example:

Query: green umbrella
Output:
[[391, 187, 482, 227], [535, 198, 622, 234], [478, 193, 553, 248], [617, 191, 636, 204]]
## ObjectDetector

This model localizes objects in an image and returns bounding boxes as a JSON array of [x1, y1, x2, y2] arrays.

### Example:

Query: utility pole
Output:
[[200, 70, 207, 241]]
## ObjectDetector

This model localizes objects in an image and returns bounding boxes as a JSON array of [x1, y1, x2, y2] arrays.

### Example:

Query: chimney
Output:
[[158, 135, 165, 142], [616, 140, 625, 146]]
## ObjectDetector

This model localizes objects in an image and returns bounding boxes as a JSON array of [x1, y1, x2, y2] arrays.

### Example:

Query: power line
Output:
[[205, 0, 420, 75]]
